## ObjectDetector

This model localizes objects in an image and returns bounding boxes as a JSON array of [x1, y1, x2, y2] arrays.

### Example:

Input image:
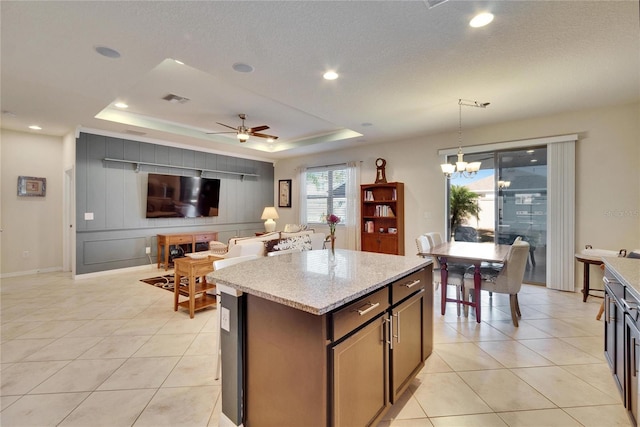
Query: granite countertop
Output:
[[209, 249, 432, 315], [603, 256, 640, 296]]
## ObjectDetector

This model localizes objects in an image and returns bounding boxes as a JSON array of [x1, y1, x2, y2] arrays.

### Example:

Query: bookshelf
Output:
[[360, 182, 404, 255]]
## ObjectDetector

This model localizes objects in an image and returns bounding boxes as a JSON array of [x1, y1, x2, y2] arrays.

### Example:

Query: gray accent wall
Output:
[[76, 132, 274, 274]]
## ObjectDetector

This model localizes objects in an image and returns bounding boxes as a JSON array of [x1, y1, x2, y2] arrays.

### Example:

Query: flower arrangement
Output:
[[327, 214, 341, 236]]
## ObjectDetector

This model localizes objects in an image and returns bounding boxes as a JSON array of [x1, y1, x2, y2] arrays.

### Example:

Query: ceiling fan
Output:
[[208, 113, 278, 143]]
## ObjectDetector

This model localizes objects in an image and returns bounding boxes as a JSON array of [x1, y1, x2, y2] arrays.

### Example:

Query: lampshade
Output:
[[261, 207, 279, 220], [261, 206, 279, 233]]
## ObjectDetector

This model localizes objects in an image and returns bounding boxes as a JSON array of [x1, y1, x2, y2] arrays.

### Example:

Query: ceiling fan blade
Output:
[[216, 122, 238, 131], [251, 132, 279, 140], [249, 125, 269, 132]]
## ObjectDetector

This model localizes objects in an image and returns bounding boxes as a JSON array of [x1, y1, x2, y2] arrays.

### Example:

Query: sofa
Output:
[[224, 229, 326, 258]]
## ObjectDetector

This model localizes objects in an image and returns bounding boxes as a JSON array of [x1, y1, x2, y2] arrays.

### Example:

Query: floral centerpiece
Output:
[[326, 214, 341, 252]]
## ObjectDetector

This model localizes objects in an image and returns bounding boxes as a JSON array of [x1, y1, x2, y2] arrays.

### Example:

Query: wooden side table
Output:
[[157, 231, 219, 270], [173, 255, 223, 318]]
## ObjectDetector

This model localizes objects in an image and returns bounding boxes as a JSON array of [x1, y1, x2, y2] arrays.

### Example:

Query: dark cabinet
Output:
[[627, 312, 640, 425], [390, 290, 425, 402], [332, 316, 389, 426], [604, 269, 640, 427], [330, 267, 431, 426], [605, 280, 625, 395], [244, 265, 432, 427]]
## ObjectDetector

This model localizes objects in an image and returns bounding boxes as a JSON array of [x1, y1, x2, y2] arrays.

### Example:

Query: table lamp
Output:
[[261, 206, 279, 233]]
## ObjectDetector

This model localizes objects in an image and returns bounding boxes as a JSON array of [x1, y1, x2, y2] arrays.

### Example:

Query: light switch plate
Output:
[[221, 307, 230, 332], [84, 212, 94, 220]]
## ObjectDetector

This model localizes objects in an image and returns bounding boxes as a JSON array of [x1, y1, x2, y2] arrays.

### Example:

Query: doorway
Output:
[[447, 146, 547, 284]]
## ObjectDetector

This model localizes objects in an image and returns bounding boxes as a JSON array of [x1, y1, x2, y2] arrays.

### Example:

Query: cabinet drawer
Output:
[[170, 235, 194, 244], [332, 287, 389, 342], [391, 269, 426, 305], [195, 233, 217, 242]]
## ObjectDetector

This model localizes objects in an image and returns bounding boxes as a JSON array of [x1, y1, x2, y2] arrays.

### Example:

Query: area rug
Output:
[[140, 274, 190, 294]]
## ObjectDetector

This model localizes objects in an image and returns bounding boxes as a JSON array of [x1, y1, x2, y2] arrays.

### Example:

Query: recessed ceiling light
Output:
[[531, 159, 538, 163], [469, 12, 494, 28], [114, 102, 128, 109], [232, 62, 254, 73], [323, 71, 339, 80], [29, 125, 42, 130], [526, 150, 535, 154], [94, 45, 121, 59]]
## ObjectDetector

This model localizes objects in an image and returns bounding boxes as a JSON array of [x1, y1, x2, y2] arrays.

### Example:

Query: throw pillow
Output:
[[265, 235, 313, 253], [264, 238, 282, 254], [283, 224, 308, 233]]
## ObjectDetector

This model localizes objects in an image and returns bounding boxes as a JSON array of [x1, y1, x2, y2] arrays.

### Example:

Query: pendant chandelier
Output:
[[441, 98, 489, 178]]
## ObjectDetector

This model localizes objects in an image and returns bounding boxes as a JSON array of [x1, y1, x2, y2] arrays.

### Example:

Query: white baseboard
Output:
[[74, 263, 161, 280], [0, 266, 63, 279]]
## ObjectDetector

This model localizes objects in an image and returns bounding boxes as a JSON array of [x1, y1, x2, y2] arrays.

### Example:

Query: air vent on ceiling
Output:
[[425, 0, 449, 8], [162, 93, 190, 104], [124, 129, 146, 136]]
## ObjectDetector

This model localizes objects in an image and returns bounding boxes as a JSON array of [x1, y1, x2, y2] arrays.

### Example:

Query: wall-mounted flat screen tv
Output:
[[146, 173, 220, 218]]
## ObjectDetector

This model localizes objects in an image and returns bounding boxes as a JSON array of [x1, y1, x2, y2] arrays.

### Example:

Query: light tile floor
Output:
[[0, 269, 631, 426]]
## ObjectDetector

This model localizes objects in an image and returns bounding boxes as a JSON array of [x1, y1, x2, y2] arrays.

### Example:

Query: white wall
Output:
[[1, 129, 64, 276], [275, 102, 640, 290]]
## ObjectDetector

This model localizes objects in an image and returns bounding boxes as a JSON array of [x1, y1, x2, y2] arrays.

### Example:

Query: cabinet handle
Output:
[[402, 279, 421, 289], [387, 316, 393, 350], [393, 312, 400, 344], [355, 302, 380, 316], [634, 337, 638, 377]]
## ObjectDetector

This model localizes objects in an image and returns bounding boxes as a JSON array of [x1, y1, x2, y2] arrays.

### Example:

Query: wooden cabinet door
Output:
[[361, 234, 398, 254], [332, 316, 389, 427], [605, 289, 616, 370], [390, 292, 424, 402], [626, 313, 640, 423]]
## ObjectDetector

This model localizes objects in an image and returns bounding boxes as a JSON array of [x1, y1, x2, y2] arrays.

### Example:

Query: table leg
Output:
[[440, 258, 448, 316], [189, 275, 196, 319], [474, 263, 481, 323], [174, 272, 181, 311], [582, 262, 590, 302], [157, 240, 161, 269]]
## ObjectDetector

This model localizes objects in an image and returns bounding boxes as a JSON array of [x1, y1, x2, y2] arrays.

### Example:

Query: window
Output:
[[303, 165, 348, 225]]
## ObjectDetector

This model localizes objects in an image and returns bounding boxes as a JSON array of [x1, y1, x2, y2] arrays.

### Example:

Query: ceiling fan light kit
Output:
[[209, 113, 278, 144]]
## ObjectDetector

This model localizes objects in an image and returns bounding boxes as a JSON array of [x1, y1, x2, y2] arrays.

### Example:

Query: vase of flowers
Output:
[[326, 214, 341, 253]]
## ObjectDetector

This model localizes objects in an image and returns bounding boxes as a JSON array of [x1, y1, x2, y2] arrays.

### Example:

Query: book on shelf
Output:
[[375, 205, 395, 217], [364, 190, 374, 201]]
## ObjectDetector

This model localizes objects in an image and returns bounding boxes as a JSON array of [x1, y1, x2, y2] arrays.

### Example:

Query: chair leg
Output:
[[456, 286, 461, 317], [514, 294, 521, 317], [509, 294, 519, 327], [463, 288, 473, 317]]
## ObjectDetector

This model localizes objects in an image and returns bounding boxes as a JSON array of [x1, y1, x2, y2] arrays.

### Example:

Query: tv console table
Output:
[[157, 231, 219, 270]]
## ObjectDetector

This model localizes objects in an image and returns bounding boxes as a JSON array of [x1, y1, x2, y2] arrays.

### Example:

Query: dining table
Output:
[[421, 241, 511, 323]]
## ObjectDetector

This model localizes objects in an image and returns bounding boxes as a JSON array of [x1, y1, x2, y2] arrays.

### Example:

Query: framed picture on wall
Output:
[[279, 179, 292, 208], [17, 176, 46, 197]]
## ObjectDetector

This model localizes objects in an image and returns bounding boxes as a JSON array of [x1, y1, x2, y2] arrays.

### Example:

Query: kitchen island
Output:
[[603, 256, 640, 426], [210, 249, 433, 427]]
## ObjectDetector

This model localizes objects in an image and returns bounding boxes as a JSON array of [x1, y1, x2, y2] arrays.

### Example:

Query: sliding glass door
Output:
[[447, 146, 547, 284]]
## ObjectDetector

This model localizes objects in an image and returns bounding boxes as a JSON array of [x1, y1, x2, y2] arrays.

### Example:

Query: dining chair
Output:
[[463, 240, 530, 326], [212, 254, 259, 379], [416, 234, 466, 316]]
